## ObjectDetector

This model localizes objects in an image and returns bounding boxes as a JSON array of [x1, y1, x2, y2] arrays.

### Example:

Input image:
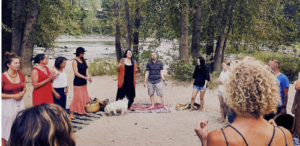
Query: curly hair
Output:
[[225, 57, 280, 119]]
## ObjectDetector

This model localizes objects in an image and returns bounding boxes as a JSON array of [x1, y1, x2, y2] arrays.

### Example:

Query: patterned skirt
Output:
[[69, 85, 91, 114], [294, 90, 300, 140]]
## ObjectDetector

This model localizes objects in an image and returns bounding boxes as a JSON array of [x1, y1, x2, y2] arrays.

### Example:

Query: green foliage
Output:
[[88, 57, 118, 76], [208, 71, 219, 90], [237, 50, 300, 82]]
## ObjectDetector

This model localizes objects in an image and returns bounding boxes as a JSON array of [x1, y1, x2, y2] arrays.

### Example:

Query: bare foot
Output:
[[69, 116, 76, 120], [83, 113, 90, 116], [219, 118, 225, 122], [163, 106, 169, 110], [198, 109, 203, 113], [188, 109, 193, 112], [149, 105, 155, 109]]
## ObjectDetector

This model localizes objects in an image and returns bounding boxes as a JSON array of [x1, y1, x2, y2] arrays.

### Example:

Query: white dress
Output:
[[2, 73, 25, 141]]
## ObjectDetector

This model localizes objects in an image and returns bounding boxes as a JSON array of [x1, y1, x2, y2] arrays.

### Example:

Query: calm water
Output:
[[55, 41, 115, 47]]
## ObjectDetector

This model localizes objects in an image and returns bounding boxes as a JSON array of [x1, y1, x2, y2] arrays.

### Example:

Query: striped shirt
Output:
[[146, 60, 163, 84]]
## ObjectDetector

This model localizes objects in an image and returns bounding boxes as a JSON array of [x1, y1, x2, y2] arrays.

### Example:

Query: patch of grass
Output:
[[88, 57, 118, 76]]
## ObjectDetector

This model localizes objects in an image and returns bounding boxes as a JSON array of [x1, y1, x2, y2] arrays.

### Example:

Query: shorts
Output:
[[194, 85, 206, 91], [148, 82, 163, 96], [218, 91, 224, 96]]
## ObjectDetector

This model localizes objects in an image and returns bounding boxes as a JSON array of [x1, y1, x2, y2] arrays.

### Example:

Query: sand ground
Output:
[[22, 59, 297, 146]]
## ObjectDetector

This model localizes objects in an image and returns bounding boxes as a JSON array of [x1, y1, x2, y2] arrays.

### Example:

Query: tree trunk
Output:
[[221, 24, 231, 63], [205, 16, 214, 73], [213, 0, 232, 72], [213, 35, 226, 72], [11, 0, 26, 56], [191, 0, 202, 59], [125, 0, 131, 50], [2, 0, 12, 73], [114, 0, 122, 62], [179, 1, 189, 62], [20, 0, 40, 77], [133, 0, 140, 62]]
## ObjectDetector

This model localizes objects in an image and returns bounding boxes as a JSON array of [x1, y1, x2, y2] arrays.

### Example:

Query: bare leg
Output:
[[69, 111, 76, 120], [199, 90, 206, 112], [189, 89, 199, 112], [218, 95, 225, 121], [149, 95, 155, 109], [223, 97, 228, 121], [2, 138, 6, 146], [160, 96, 168, 110]]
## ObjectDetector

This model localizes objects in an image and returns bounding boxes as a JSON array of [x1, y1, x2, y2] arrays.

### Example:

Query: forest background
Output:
[[2, 0, 300, 83]]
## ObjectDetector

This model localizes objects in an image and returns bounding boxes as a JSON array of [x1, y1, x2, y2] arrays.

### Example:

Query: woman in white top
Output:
[[51, 57, 68, 109], [217, 61, 230, 122]]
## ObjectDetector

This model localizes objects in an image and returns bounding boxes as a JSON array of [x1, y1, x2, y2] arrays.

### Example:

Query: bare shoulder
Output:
[[207, 129, 226, 146], [276, 126, 293, 145]]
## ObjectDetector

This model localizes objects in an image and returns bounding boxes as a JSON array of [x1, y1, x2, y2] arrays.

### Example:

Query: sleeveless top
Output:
[[73, 59, 87, 86], [52, 68, 68, 88], [221, 125, 288, 146]]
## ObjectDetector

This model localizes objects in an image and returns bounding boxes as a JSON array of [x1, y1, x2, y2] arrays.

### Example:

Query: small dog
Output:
[[104, 98, 128, 116]]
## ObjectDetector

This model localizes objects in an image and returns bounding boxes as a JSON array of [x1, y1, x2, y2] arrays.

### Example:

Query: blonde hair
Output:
[[225, 57, 280, 118], [8, 104, 75, 146]]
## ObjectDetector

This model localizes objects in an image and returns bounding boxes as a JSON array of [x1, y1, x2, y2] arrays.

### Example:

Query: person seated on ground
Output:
[[194, 57, 293, 146], [8, 103, 76, 146]]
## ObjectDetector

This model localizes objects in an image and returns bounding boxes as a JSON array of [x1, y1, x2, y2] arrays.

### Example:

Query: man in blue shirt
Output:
[[268, 59, 289, 115]]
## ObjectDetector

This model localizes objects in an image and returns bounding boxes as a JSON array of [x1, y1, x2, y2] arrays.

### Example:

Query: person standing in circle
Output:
[[2, 52, 27, 146], [31, 54, 57, 105], [51, 57, 68, 109], [217, 61, 230, 122], [69, 47, 92, 120], [116, 49, 141, 110], [189, 57, 210, 112]]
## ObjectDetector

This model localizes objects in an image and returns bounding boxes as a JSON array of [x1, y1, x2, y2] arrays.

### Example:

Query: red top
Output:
[[32, 66, 54, 105], [2, 72, 25, 94]]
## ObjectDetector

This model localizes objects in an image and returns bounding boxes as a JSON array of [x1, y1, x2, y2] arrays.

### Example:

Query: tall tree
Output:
[[114, 0, 122, 62], [11, 0, 26, 56], [133, 0, 140, 62], [213, 0, 232, 73], [20, 0, 40, 77], [2, 0, 12, 72], [179, 0, 189, 62], [191, 0, 203, 59], [125, 0, 131, 50]]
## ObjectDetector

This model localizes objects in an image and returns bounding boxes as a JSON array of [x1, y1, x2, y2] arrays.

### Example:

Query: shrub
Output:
[[236, 50, 300, 83], [88, 57, 118, 76]]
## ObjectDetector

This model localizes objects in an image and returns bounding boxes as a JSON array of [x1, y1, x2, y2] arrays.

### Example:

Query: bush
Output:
[[237, 50, 300, 83], [88, 57, 118, 76]]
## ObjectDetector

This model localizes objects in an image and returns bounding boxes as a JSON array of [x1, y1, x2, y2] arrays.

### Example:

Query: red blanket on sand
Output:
[[129, 103, 171, 113]]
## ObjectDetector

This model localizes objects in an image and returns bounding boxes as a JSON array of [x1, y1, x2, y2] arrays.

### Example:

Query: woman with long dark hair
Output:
[[51, 57, 68, 109], [31, 54, 58, 105], [2, 52, 27, 146], [69, 47, 92, 120], [116, 49, 141, 110], [189, 57, 210, 112]]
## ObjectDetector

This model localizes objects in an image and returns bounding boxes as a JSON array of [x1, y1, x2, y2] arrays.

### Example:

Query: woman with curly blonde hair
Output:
[[195, 57, 293, 146]]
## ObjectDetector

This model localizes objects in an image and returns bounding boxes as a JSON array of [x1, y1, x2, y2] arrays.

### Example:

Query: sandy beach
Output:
[[22, 58, 297, 146]]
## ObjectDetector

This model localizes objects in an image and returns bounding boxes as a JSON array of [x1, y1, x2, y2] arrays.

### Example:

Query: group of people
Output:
[[2, 47, 300, 145], [1, 47, 170, 145], [194, 57, 300, 146]]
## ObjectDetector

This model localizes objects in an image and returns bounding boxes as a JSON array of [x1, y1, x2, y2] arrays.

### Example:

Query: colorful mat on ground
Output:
[[66, 109, 103, 133], [175, 103, 200, 111], [129, 103, 171, 113]]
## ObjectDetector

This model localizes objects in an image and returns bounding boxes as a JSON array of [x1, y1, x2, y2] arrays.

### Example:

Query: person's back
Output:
[[195, 57, 293, 146], [208, 117, 292, 146]]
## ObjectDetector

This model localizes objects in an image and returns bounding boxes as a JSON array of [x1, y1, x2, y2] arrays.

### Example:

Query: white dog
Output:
[[104, 98, 128, 116]]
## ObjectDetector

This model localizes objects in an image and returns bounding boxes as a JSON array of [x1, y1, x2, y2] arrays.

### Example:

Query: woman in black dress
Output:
[[116, 49, 141, 110]]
